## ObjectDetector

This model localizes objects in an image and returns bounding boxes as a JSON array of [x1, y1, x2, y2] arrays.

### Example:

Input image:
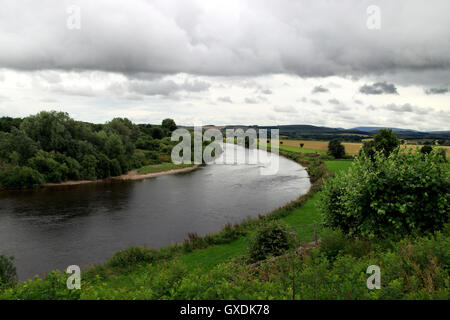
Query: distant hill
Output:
[[351, 126, 418, 133], [222, 124, 450, 141]]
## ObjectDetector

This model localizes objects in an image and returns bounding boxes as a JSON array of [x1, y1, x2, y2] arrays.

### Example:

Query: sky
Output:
[[0, 0, 449, 131]]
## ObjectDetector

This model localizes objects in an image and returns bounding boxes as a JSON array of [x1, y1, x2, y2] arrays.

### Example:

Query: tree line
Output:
[[0, 111, 179, 190]]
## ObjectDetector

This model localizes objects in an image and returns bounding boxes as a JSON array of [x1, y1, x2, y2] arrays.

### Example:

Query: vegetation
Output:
[[361, 129, 400, 158], [0, 255, 17, 288], [248, 221, 293, 263], [328, 139, 346, 158], [137, 163, 194, 175], [320, 147, 449, 238], [0, 111, 192, 190]]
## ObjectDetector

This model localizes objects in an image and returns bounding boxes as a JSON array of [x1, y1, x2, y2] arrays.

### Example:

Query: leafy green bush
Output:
[[0, 271, 80, 300], [248, 221, 293, 263], [0, 166, 45, 189], [0, 255, 17, 287], [320, 147, 450, 237], [106, 246, 160, 269]]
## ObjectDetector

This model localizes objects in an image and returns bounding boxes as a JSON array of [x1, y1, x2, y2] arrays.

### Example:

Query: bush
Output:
[[248, 221, 293, 263], [319, 147, 450, 238], [0, 255, 17, 287], [328, 139, 345, 159], [107, 246, 160, 269], [0, 166, 45, 189]]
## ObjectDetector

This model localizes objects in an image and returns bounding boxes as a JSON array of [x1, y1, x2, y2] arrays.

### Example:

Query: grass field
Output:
[[137, 162, 194, 174]]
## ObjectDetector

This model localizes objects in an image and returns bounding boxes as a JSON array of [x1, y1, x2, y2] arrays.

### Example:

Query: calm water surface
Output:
[[0, 144, 310, 279]]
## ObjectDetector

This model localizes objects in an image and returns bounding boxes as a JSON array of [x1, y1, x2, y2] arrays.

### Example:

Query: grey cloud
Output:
[[273, 106, 298, 113], [310, 99, 322, 106], [328, 98, 340, 105], [218, 96, 233, 103], [354, 99, 363, 105], [109, 78, 210, 97], [383, 103, 432, 115], [425, 87, 448, 95], [245, 97, 258, 104], [359, 82, 399, 95], [2, 1, 448, 80], [312, 86, 329, 94], [261, 89, 273, 95]]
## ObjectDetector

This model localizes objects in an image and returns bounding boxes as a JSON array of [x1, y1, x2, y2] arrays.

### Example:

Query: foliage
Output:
[[106, 246, 161, 269], [320, 147, 450, 238], [0, 166, 45, 189], [0, 255, 17, 288], [0, 111, 180, 189], [248, 221, 294, 263], [420, 145, 433, 155], [361, 129, 400, 158], [328, 139, 345, 158]]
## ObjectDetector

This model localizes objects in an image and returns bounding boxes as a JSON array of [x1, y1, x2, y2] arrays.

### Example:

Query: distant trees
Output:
[[162, 118, 177, 132], [420, 145, 433, 155], [0, 111, 180, 190], [361, 129, 400, 158], [328, 139, 345, 158]]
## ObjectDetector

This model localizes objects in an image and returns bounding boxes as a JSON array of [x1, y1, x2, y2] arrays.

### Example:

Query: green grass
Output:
[[137, 162, 194, 174], [325, 160, 353, 174], [259, 142, 325, 154]]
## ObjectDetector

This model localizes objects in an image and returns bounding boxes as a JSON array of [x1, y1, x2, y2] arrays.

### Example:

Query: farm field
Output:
[[270, 139, 450, 157]]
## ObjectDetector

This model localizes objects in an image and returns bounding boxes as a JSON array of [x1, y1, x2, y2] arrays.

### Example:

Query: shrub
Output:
[[248, 221, 293, 263], [328, 139, 345, 159], [319, 147, 450, 238], [0, 166, 45, 189], [0, 255, 17, 287], [107, 246, 160, 269]]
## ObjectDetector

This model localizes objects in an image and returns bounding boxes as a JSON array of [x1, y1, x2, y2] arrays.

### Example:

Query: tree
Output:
[[328, 139, 345, 158], [300, 143, 304, 148], [420, 145, 433, 155], [162, 119, 177, 132], [361, 129, 400, 158], [151, 127, 163, 139]]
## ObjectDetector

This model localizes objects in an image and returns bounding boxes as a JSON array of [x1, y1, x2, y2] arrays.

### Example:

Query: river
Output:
[[0, 144, 311, 280]]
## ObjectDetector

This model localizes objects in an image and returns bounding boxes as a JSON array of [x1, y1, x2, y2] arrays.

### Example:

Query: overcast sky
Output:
[[0, 0, 449, 131]]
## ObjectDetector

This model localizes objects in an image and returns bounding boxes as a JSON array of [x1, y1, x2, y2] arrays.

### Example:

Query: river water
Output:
[[0, 144, 310, 280]]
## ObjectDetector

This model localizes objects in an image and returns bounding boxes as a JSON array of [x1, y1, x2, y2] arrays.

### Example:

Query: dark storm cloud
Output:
[[312, 86, 329, 94], [359, 82, 399, 95], [0, 0, 449, 81], [424, 87, 449, 95]]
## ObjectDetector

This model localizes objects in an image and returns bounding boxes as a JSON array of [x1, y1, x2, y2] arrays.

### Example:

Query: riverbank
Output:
[[43, 163, 199, 187]]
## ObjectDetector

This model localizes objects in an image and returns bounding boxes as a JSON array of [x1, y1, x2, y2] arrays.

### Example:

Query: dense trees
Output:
[[0, 111, 179, 189]]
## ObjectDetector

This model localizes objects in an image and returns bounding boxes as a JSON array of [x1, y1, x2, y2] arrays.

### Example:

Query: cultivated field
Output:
[[276, 139, 450, 156]]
